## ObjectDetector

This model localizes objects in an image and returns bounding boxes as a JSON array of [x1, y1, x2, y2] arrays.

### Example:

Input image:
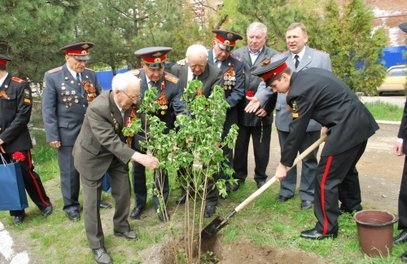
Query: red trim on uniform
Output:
[[24, 150, 50, 206], [320, 155, 333, 235], [215, 35, 236, 47], [0, 59, 8, 66], [65, 49, 90, 56], [260, 62, 288, 82], [141, 54, 167, 64]]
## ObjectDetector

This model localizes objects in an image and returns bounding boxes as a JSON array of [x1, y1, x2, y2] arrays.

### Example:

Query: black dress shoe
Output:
[[226, 182, 240, 193], [114, 229, 137, 240], [204, 204, 216, 218], [339, 205, 362, 215], [129, 207, 144, 220], [394, 230, 407, 244], [278, 195, 294, 202], [256, 180, 266, 189], [301, 200, 313, 210], [99, 201, 112, 209], [66, 210, 80, 222], [401, 251, 407, 262], [93, 247, 112, 264], [41, 205, 53, 217], [300, 228, 337, 240], [13, 215, 25, 225]]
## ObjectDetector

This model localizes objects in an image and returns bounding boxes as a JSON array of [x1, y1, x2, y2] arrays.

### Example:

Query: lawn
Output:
[[0, 100, 405, 263]]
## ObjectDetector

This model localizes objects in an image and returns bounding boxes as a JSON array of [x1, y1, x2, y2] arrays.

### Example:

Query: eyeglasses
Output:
[[121, 90, 140, 101]]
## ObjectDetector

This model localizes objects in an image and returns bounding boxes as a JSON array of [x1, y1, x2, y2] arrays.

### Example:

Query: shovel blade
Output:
[[201, 216, 225, 239]]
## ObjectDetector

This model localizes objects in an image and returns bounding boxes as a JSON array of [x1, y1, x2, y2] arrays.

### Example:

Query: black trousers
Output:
[[398, 155, 407, 230], [233, 124, 271, 183], [314, 141, 366, 235], [4, 150, 51, 217], [132, 161, 169, 210]]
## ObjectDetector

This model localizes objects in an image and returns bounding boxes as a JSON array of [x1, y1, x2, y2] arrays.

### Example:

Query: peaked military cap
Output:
[[252, 53, 289, 82], [212, 29, 243, 51], [399, 22, 407, 33], [60, 41, 94, 61], [135, 46, 172, 69], [0, 54, 11, 66]]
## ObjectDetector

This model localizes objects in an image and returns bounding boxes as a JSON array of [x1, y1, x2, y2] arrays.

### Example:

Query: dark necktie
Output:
[[192, 74, 197, 80], [76, 73, 84, 95], [294, 55, 300, 69]]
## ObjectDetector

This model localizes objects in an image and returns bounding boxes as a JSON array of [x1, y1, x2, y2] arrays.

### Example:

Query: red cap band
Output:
[[65, 49, 90, 56], [215, 35, 236, 47], [141, 54, 167, 64], [0, 59, 8, 66], [260, 62, 288, 81]]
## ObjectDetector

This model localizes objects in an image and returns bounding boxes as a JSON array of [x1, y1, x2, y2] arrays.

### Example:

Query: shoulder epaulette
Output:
[[230, 54, 242, 62], [11, 76, 25, 83], [47, 66, 63, 74], [126, 69, 141, 77], [164, 72, 179, 84]]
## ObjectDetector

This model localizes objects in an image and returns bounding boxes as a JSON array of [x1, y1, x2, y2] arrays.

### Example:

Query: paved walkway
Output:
[[0, 222, 29, 263]]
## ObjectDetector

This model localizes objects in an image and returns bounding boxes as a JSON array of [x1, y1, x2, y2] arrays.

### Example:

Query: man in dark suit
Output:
[[171, 44, 223, 97], [233, 22, 278, 189], [42, 42, 102, 222], [73, 73, 158, 264], [170, 44, 223, 216], [128, 47, 185, 222], [392, 21, 407, 263], [0, 54, 52, 225], [276, 23, 332, 210], [246, 54, 379, 240]]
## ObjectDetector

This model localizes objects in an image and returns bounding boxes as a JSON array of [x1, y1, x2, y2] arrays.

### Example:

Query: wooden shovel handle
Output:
[[234, 132, 327, 213]]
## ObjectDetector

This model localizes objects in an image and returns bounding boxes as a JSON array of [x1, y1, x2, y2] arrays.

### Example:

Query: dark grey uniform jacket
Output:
[[42, 64, 101, 146]]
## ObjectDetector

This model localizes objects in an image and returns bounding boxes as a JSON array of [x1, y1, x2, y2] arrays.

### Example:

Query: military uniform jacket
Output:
[[137, 69, 185, 130], [0, 74, 33, 153], [281, 68, 379, 167], [42, 64, 101, 146], [72, 90, 134, 180], [233, 45, 278, 127], [398, 99, 407, 153], [170, 63, 223, 97], [276, 47, 332, 132]]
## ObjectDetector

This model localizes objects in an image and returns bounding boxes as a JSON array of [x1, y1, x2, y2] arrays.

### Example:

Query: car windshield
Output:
[[387, 68, 407, 77]]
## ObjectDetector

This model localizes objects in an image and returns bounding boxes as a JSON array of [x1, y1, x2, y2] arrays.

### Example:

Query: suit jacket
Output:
[[233, 45, 278, 127], [170, 63, 223, 97], [281, 68, 379, 166], [398, 99, 407, 153], [42, 64, 101, 146], [72, 90, 134, 180], [276, 47, 332, 132], [0, 74, 33, 153]]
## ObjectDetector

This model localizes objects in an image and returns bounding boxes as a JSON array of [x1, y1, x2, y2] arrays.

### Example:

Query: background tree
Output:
[[76, 0, 202, 74], [0, 0, 80, 83], [222, 0, 386, 95]]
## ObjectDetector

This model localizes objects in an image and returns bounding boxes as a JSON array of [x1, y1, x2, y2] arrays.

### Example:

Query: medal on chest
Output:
[[223, 63, 236, 90]]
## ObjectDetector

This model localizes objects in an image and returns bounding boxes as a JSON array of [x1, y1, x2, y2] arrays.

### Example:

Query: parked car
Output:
[[377, 65, 407, 95]]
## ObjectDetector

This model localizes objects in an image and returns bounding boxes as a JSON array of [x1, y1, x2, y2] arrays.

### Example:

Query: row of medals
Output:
[[60, 80, 83, 108]]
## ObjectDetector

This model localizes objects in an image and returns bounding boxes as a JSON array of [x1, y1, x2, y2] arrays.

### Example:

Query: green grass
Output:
[[364, 102, 403, 122], [1, 100, 404, 263]]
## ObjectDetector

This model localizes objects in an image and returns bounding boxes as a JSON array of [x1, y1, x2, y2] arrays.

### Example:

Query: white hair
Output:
[[185, 44, 208, 62], [111, 72, 140, 91], [247, 22, 268, 36]]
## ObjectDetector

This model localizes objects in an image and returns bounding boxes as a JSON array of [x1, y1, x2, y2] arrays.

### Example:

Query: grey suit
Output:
[[73, 90, 134, 249], [276, 47, 332, 201], [42, 64, 101, 212]]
